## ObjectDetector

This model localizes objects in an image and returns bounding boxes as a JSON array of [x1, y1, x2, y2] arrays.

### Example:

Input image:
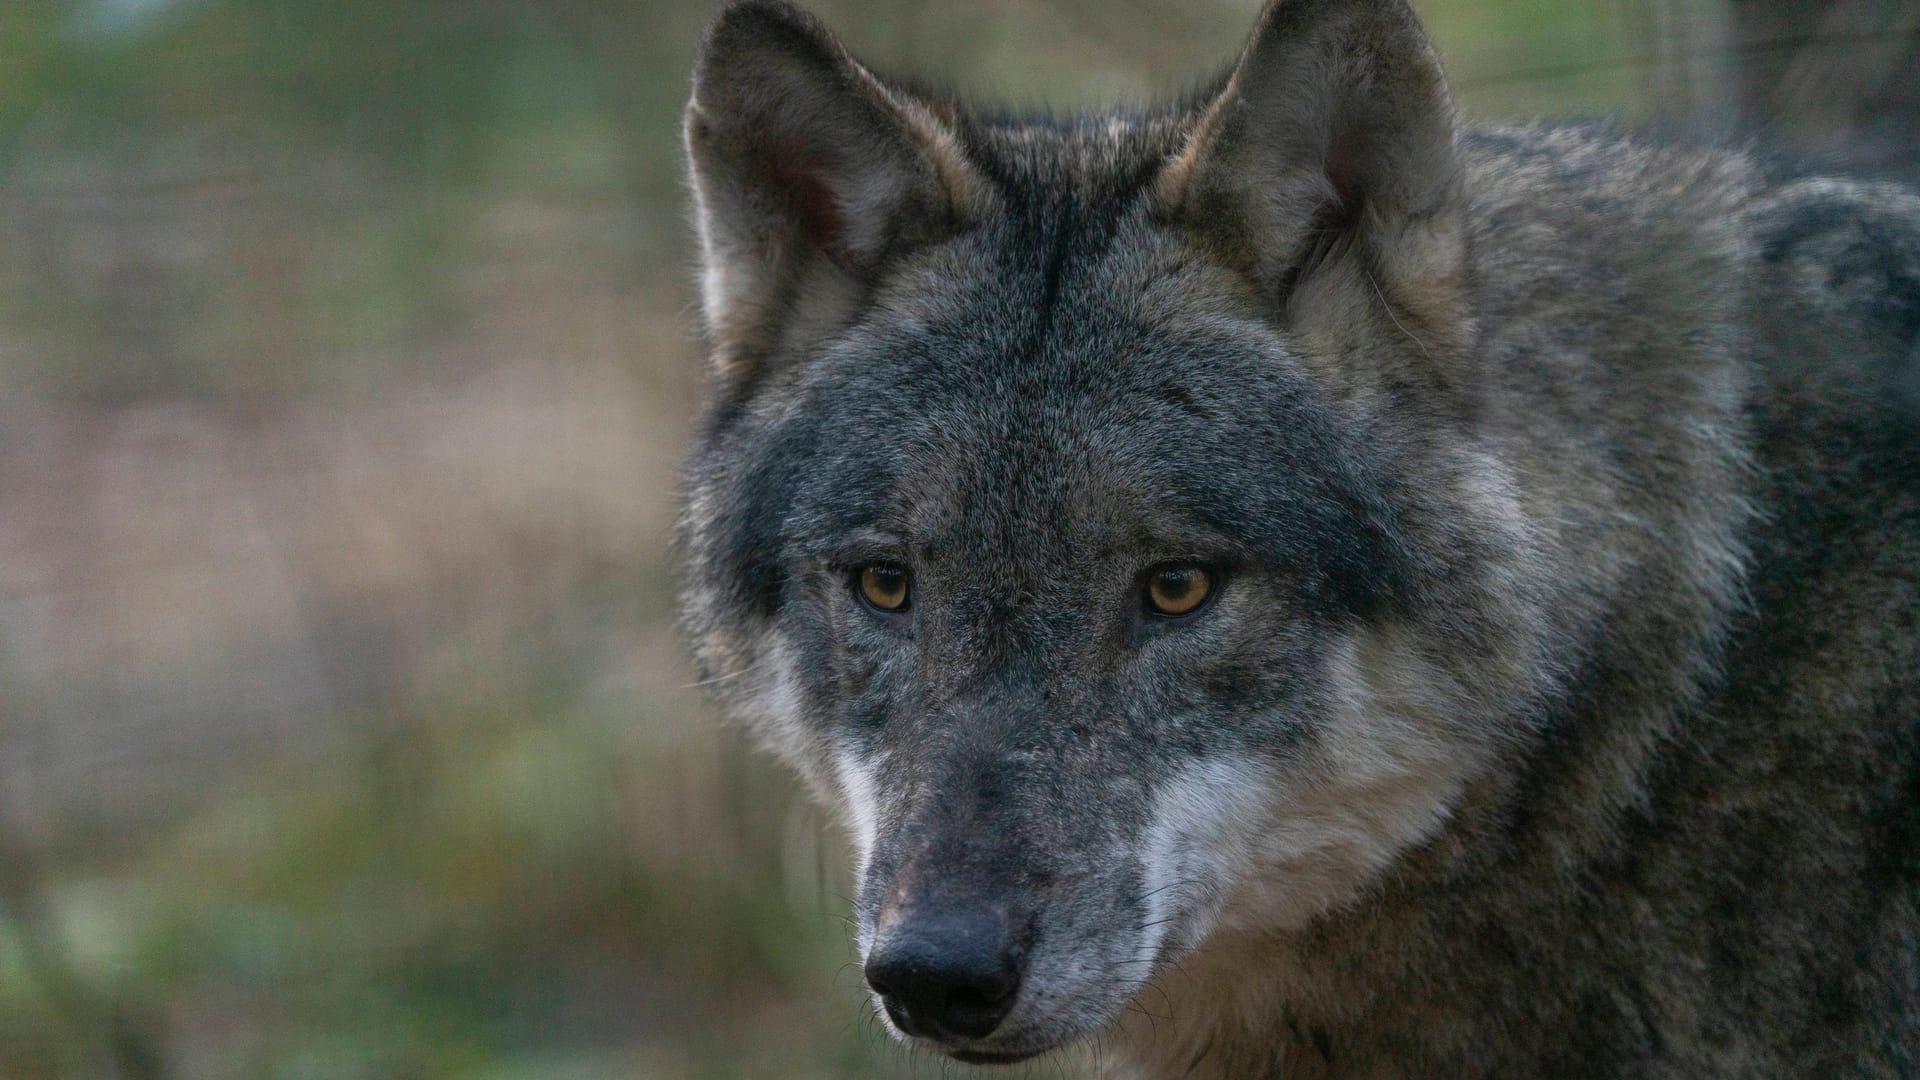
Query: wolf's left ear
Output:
[[685, 0, 983, 382], [1157, 0, 1467, 354]]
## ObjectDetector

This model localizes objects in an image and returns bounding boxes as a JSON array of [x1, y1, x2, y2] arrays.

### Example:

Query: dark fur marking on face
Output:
[[1156, 379, 1207, 418]]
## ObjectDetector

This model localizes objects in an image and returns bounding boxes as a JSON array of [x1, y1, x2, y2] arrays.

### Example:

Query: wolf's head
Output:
[[678, 0, 1557, 1064]]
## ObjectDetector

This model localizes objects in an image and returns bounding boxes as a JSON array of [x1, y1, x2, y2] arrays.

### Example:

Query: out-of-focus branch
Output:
[[1768, 0, 1920, 138], [1452, 26, 1920, 92], [1731, 0, 1920, 173]]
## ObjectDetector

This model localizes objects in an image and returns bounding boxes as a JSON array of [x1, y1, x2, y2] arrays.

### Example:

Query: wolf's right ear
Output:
[[685, 0, 983, 382]]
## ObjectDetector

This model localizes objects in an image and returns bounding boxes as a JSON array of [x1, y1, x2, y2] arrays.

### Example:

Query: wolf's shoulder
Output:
[[1461, 120, 1920, 289], [1461, 122, 1762, 213], [1746, 175, 1920, 397], [1460, 122, 1920, 404]]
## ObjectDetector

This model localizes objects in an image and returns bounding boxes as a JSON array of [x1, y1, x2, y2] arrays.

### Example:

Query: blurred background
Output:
[[0, 0, 1912, 1077]]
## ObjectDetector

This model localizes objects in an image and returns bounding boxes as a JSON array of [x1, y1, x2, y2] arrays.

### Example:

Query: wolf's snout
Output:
[[864, 904, 1024, 1041]]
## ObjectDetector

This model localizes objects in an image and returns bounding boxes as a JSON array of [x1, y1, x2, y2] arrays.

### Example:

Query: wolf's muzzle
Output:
[[864, 902, 1025, 1041]]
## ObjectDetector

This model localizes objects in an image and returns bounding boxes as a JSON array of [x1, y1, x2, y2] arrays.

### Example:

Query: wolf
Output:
[[675, 0, 1920, 1074]]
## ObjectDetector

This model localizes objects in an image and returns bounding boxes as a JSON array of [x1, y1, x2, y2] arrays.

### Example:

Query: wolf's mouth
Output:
[[947, 1045, 1045, 1066]]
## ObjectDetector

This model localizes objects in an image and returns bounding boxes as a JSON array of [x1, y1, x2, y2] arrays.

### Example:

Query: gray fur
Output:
[[677, 0, 1920, 1074]]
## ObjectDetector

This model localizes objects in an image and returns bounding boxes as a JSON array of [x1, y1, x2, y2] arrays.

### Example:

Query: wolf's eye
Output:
[[856, 563, 912, 613], [1145, 564, 1214, 617]]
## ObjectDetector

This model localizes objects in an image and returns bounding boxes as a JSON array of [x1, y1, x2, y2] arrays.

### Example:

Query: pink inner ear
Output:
[[765, 146, 848, 255], [1323, 133, 1363, 214]]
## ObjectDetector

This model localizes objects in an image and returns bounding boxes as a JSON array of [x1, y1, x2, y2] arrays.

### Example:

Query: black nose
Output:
[[864, 905, 1024, 1041]]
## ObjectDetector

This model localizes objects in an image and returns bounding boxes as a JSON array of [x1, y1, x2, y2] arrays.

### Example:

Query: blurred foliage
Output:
[[0, 0, 1646, 402], [0, 0, 1886, 1077]]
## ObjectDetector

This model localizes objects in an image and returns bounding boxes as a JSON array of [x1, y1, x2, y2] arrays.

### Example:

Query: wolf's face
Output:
[[681, 0, 1552, 1064]]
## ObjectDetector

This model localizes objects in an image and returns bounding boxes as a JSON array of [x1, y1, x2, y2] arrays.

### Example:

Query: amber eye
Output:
[[1144, 564, 1214, 617], [856, 564, 911, 613]]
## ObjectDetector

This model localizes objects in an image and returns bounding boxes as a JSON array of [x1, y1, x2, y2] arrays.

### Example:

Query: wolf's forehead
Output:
[[858, 222, 1198, 397], [827, 348, 1250, 562], [776, 186, 1398, 578]]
